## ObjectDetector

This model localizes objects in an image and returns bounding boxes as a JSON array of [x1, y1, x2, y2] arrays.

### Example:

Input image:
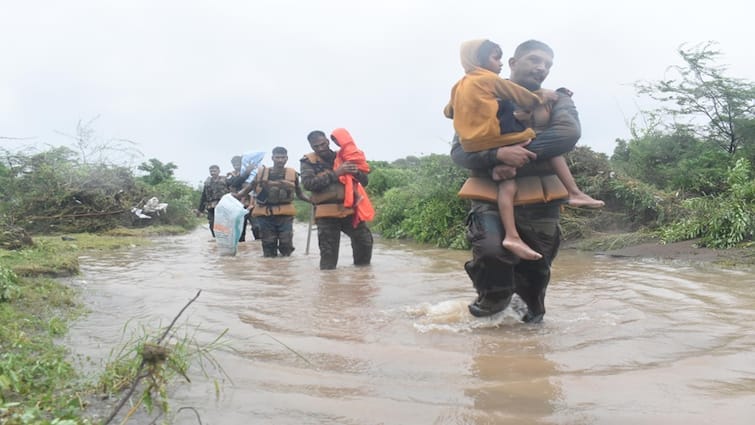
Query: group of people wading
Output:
[[197, 128, 374, 270], [198, 38, 602, 324]]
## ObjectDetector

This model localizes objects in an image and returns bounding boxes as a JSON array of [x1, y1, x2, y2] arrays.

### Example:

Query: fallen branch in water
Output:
[[102, 290, 202, 425]]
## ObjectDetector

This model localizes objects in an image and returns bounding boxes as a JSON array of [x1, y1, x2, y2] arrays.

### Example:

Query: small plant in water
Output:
[[99, 290, 232, 425]]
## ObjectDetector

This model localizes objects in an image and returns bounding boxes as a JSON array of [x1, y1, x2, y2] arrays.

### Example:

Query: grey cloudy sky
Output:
[[1, 0, 753, 185]]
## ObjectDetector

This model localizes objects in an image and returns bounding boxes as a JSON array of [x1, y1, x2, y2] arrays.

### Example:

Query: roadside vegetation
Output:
[[1, 264, 85, 424], [1, 122, 213, 423], [0, 118, 199, 238], [1, 234, 229, 424]]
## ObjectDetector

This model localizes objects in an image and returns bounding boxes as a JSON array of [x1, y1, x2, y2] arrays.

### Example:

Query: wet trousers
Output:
[[465, 202, 561, 317], [258, 215, 295, 257], [249, 213, 261, 240], [316, 216, 373, 270], [206, 208, 216, 237], [238, 213, 248, 242]]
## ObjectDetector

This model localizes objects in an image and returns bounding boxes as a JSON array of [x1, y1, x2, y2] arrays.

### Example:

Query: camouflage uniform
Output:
[[314, 217, 373, 269], [258, 215, 295, 257], [300, 153, 373, 270], [251, 166, 303, 257], [198, 175, 230, 237], [451, 92, 580, 322]]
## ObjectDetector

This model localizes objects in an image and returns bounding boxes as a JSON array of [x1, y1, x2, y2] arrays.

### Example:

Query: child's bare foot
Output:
[[502, 237, 542, 260], [567, 192, 605, 209]]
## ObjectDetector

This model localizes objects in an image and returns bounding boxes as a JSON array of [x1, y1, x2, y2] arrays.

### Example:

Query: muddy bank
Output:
[[565, 238, 755, 268]]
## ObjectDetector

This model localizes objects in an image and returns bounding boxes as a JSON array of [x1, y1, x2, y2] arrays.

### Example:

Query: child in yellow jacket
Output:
[[445, 39, 603, 260]]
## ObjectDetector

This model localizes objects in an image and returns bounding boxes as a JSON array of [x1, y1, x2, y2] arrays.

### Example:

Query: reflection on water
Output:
[[65, 225, 755, 424]]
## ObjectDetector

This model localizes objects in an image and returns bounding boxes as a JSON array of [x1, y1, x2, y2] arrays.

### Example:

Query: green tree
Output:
[[611, 127, 731, 195], [138, 158, 178, 185], [634, 41, 755, 155], [736, 118, 755, 164]]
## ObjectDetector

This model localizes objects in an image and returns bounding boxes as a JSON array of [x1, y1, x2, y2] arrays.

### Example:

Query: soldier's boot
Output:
[[468, 289, 513, 318]]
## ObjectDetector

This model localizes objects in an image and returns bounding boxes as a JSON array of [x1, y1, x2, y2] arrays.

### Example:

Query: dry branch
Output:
[[103, 290, 202, 425]]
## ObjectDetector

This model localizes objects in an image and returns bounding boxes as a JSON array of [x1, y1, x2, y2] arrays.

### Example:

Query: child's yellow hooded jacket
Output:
[[444, 39, 543, 152]]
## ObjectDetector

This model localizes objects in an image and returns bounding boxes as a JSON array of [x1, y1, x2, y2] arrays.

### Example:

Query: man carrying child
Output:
[[450, 39, 593, 321]]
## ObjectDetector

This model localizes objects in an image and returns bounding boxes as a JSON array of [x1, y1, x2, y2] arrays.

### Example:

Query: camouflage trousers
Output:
[[257, 215, 295, 257], [464, 201, 561, 317], [316, 216, 373, 270], [248, 213, 261, 240]]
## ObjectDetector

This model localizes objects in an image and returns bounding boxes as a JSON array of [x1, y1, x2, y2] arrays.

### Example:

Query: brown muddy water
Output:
[[64, 224, 755, 425]]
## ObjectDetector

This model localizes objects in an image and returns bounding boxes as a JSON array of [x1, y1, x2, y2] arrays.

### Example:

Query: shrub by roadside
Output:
[[0, 229, 166, 424]]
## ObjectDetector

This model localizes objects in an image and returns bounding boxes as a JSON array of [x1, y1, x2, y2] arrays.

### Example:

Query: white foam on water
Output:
[[408, 299, 522, 333]]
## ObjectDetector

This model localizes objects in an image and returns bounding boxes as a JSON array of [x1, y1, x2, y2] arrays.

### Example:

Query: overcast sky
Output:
[[1, 0, 753, 185]]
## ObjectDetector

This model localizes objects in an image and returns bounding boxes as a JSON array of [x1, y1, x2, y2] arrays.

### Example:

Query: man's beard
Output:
[[513, 73, 544, 91], [519, 80, 541, 91], [319, 150, 336, 161]]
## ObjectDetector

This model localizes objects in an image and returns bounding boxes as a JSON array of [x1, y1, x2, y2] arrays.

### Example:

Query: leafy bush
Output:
[[611, 129, 733, 196], [131, 179, 200, 230], [661, 158, 755, 247], [374, 186, 422, 239], [671, 148, 731, 195], [565, 146, 611, 184], [605, 177, 674, 226], [365, 165, 412, 198], [1, 147, 138, 233], [400, 190, 468, 248], [0, 265, 20, 302], [0, 145, 201, 234], [372, 154, 469, 248], [558, 146, 680, 233]]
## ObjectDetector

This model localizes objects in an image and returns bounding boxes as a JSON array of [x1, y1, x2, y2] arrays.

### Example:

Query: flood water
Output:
[[64, 224, 755, 425]]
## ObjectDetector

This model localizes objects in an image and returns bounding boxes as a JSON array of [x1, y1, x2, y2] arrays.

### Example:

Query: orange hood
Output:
[[331, 128, 355, 150]]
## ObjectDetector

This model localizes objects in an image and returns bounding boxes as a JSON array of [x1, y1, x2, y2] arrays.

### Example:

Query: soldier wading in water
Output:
[[300, 130, 374, 270], [236, 147, 310, 257], [197, 164, 229, 238]]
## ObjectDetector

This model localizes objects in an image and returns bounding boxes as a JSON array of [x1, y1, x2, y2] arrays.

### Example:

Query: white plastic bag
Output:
[[213, 194, 247, 256], [142, 197, 168, 215]]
